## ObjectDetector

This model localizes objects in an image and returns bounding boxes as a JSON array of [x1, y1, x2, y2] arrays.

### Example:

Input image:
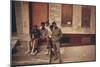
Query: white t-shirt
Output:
[[45, 26, 52, 38], [40, 26, 52, 38]]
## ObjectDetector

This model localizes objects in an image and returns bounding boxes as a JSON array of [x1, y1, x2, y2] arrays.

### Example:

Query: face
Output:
[[41, 23, 45, 27], [32, 27, 35, 30], [52, 23, 56, 27], [46, 22, 49, 26], [33, 26, 37, 30]]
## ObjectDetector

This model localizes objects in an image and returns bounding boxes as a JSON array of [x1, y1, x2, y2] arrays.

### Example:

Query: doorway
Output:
[[31, 2, 49, 27], [11, 1, 17, 36]]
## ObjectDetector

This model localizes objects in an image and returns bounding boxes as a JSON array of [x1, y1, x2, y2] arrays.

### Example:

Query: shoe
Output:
[[31, 50, 38, 55], [59, 60, 62, 63], [30, 51, 34, 54], [25, 50, 30, 54], [54, 56, 58, 60]]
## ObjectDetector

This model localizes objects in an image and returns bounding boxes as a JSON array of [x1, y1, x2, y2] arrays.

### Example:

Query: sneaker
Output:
[[54, 56, 58, 60], [25, 50, 30, 54], [30, 51, 34, 54], [31, 50, 38, 55]]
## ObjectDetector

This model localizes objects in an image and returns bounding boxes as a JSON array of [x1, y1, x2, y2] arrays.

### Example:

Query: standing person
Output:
[[51, 21, 62, 63], [45, 21, 52, 55]]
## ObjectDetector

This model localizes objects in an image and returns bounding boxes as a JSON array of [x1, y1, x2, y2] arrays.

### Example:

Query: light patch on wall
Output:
[[62, 5, 96, 34], [49, 3, 61, 28]]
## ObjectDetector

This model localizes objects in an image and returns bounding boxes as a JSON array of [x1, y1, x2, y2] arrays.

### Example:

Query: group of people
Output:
[[25, 21, 62, 63]]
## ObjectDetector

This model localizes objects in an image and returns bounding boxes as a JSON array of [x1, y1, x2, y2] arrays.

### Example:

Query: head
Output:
[[41, 22, 45, 27], [52, 21, 57, 27], [45, 21, 50, 26], [33, 25, 38, 30], [50, 25, 53, 31]]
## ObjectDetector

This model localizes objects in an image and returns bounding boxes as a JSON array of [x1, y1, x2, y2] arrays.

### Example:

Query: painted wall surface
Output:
[[22, 2, 30, 41], [15, 2, 30, 41], [15, 1, 23, 38], [15, 2, 96, 40], [49, 4, 61, 28], [49, 4, 96, 34], [32, 3, 48, 26]]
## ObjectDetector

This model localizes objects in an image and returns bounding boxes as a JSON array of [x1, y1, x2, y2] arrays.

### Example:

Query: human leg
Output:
[[55, 41, 62, 63], [25, 40, 32, 54], [31, 38, 39, 55]]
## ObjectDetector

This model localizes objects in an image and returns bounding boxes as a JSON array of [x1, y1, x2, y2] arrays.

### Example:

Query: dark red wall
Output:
[[32, 2, 48, 27], [60, 34, 96, 46]]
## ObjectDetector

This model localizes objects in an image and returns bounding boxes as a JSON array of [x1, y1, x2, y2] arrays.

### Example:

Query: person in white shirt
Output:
[[39, 22, 52, 55], [45, 21, 52, 55]]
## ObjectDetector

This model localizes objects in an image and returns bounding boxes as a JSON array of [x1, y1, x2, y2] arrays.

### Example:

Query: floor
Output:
[[11, 41, 96, 66]]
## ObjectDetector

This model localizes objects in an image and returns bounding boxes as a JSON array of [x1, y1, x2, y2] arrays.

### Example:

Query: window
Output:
[[61, 4, 73, 27], [81, 6, 91, 27]]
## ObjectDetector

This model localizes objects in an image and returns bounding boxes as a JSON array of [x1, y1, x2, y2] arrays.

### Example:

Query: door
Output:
[[32, 2, 48, 27], [61, 4, 73, 27]]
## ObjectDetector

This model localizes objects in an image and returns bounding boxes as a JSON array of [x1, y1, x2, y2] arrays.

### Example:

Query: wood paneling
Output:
[[32, 3, 48, 27], [61, 4, 73, 26], [60, 34, 96, 46], [81, 6, 91, 27]]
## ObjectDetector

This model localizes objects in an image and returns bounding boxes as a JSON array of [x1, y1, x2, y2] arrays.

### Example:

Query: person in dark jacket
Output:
[[31, 25, 41, 55], [25, 25, 41, 55], [50, 21, 62, 63]]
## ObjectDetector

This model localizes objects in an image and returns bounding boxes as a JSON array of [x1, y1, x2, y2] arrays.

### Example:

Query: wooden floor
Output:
[[11, 41, 96, 66]]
